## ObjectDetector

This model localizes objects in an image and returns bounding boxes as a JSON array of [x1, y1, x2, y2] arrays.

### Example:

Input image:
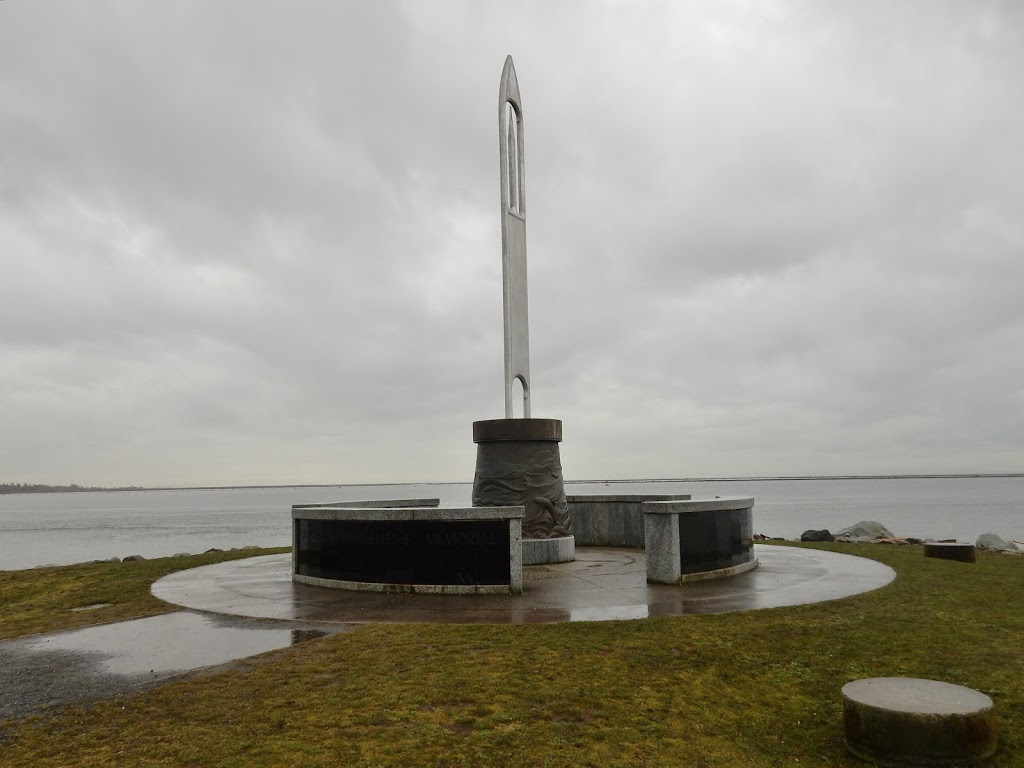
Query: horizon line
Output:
[[6, 472, 1023, 494]]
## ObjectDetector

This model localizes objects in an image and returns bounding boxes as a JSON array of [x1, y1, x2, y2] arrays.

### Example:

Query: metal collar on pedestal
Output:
[[473, 418, 562, 443]]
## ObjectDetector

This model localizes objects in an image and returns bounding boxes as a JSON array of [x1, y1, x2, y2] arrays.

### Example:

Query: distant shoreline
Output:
[[3, 473, 1023, 495], [583, 473, 1024, 483]]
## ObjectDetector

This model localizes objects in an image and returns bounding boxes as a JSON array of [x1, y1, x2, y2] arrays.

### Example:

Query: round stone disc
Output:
[[842, 677, 996, 766]]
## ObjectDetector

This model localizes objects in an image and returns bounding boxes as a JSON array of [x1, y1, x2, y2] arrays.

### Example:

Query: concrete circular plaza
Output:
[[152, 544, 895, 624]]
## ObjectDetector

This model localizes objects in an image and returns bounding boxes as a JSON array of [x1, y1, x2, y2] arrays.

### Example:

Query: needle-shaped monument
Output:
[[285, 55, 762, 598], [498, 53, 530, 419], [472, 56, 574, 565]]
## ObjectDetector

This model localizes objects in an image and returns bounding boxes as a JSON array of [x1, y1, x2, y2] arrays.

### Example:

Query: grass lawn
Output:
[[1, 542, 1022, 767], [0, 548, 291, 641]]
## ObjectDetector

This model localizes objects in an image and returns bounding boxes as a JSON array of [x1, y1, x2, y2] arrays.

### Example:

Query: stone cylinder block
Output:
[[842, 677, 997, 766]]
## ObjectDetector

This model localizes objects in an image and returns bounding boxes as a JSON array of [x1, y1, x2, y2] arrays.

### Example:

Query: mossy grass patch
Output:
[[0, 548, 289, 641], [1, 542, 1022, 766]]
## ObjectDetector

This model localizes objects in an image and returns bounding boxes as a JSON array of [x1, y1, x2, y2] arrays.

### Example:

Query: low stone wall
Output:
[[292, 498, 440, 583], [290, 494, 755, 591], [292, 501, 524, 594], [567, 494, 691, 547]]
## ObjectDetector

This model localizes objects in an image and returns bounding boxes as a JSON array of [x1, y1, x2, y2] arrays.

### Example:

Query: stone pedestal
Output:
[[472, 418, 571, 545], [522, 536, 575, 565]]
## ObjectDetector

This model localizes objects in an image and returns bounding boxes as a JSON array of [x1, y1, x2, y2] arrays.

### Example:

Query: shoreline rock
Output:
[[800, 529, 834, 542], [835, 520, 895, 543], [976, 533, 1020, 552], [770, 523, 1024, 557]]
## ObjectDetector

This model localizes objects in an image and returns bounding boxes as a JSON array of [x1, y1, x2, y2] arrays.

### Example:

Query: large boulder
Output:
[[801, 529, 835, 542], [836, 521, 895, 542], [975, 533, 1020, 552]]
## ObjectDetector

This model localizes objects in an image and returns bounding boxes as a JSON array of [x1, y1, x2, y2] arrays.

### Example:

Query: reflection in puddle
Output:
[[22, 612, 337, 677], [291, 628, 328, 644], [569, 604, 649, 622]]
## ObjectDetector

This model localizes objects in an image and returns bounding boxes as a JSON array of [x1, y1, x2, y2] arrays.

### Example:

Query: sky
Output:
[[1, 1, 1022, 487]]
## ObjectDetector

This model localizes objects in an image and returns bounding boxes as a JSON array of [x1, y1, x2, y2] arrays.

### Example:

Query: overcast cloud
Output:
[[1, 1, 1022, 486]]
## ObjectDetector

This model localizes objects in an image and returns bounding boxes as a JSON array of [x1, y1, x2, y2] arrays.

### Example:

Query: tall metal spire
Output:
[[498, 55, 530, 418]]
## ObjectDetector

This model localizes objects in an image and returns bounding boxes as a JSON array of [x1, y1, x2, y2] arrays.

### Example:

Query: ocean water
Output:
[[1, 477, 1022, 571]]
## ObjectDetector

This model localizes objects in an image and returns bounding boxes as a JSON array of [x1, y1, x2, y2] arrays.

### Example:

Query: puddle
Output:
[[0, 612, 349, 720], [569, 604, 649, 622], [20, 611, 336, 676]]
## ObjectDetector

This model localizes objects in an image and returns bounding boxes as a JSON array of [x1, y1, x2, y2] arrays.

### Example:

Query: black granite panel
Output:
[[678, 508, 755, 575], [295, 519, 511, 586]]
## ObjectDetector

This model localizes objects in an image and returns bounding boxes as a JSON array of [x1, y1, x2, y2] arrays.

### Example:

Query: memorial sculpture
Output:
[[288, 55, 756, 592], [472, 56, 572, 555]]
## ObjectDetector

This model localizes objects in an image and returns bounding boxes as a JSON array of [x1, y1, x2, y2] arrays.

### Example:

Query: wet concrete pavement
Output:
[[0, 612, 349, 720], [153, 544, 896, 624], [2, 545, 894, 720]]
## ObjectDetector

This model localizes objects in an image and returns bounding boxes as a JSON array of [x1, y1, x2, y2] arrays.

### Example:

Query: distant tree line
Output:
[[0, 483, 143, 494]]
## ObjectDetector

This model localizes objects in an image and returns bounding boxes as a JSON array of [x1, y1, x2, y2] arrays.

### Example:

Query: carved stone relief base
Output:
[[472, 419, 569, 540]]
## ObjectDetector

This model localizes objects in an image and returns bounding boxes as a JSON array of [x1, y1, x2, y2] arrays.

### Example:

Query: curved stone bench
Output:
[[924, 542, 976, 563], [292, 500, 524, 594], [643, 497, 757, 584], [842, 677, 997, 765]]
